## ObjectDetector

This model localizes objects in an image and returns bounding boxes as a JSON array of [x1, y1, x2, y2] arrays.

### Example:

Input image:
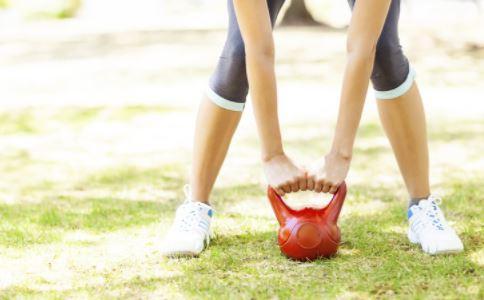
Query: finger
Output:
[[290, 180, 299, 193], [299, 176, 307, 191], [281, 183, 292, 194], [329, 185, 338, 194], [276, 188, 285, 196], [307, 176, 315, 191], [314, 180, 323, 193], [322, 182, 332, 193]]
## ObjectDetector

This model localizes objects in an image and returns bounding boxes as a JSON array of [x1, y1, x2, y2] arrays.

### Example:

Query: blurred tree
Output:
[[281, 0, 330, 27], [10, 0, 81, 18], [0, 0, 9, 9]]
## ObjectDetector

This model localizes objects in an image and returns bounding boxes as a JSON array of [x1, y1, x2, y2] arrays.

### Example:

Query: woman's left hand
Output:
[[308, 152, 352, 194]]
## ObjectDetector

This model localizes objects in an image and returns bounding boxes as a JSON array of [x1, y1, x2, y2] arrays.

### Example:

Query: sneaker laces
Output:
[[420, 196, 448, 231], [168, 185, 211, 245]]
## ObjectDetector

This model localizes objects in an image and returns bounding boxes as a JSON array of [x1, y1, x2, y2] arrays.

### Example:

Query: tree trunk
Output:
[[280, 0, 323, 26]]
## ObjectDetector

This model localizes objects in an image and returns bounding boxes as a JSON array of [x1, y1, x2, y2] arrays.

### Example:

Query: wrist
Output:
[[328, 147, 353, 161], [261, 149, 285, 163]]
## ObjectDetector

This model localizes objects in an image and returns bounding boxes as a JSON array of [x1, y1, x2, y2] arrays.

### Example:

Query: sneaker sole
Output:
[[162, 251, 200, 258], [408, 228, 463, 255], [407, 228, 420, 244], [433, 249, 463, 255]]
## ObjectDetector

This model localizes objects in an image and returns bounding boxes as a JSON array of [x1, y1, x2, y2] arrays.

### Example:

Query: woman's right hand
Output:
[[262, 153, 307, 196]]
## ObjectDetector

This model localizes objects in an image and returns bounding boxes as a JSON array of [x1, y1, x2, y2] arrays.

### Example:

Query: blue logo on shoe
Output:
[[208, 209, 213, 218], [407, 209, 413, 219]]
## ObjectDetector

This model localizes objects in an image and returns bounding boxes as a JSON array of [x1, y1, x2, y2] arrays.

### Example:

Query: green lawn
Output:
[[0, 103, 482, 299], [1, 16, 483, 298]]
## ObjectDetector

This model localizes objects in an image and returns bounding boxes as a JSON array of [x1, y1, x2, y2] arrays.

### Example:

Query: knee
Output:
[[371, 42, 415, 99], [208, 39, 248, 112]]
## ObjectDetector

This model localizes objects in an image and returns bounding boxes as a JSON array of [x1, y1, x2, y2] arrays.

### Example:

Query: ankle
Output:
[[190, 198, 211, 205], [408, 195, 429, 208], [184, 184, 211, 204], [189, 190, 210, 205]]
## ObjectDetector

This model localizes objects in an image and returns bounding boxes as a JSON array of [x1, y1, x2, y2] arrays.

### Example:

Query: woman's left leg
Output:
[[367, 0, 463, 255], [347, 0, 430, 201], [376, 83, 430, 200]]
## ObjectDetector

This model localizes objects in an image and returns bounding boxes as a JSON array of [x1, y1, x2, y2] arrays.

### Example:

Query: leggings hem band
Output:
[[206, 87, 245, 112], [375, 67, 416, 100]]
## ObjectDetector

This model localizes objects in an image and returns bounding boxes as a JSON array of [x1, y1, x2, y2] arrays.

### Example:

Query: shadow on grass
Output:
[[1, 179, 481, 298], [167, 216, 481, 299], [0, 196, 174, 248], [163, 179, 482, 298], [0, 163, 187, 248]]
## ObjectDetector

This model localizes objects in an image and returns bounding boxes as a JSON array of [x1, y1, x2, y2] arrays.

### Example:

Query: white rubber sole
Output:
[[407, 228, 420, 244], [162, 250, 200, 258], [407, 228, 464, 255]]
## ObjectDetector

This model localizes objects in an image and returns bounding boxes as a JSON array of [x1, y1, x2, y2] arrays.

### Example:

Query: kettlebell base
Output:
[[281, 251, 338, 261], [280, 243, 340, 261]]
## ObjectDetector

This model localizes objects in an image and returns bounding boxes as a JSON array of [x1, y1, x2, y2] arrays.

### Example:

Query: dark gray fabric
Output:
[[348, 0, 410, 92], [210, 0, 410, 104], [209, 0, 286, 104]]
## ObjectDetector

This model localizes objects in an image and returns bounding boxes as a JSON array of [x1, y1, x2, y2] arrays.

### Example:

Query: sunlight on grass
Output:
[[0, 110, 40, 135], [1, 103, 482, 298], [0, 17, 483, 298], [469, 249, 484, 266]]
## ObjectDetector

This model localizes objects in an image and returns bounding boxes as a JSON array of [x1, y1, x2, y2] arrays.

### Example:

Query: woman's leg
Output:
[[190, 97, 242, 204], [360, 0, 429, 199], [368, 0, 462, 255], [161, 0, 286, 257], [376, 83, 430, 199], [190, 0, 286, 203]]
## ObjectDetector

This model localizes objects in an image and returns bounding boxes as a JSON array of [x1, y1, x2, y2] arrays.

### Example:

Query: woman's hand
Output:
[[308, 152, 351, 194], [262, 153, 307, 196]]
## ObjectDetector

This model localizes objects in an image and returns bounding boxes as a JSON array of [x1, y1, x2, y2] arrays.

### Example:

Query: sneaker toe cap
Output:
[[421, 233, 464, 255], [161, 233, 205, 256]]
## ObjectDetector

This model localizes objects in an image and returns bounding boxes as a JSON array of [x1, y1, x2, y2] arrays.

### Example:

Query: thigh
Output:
[[209, 0, 287, 104]]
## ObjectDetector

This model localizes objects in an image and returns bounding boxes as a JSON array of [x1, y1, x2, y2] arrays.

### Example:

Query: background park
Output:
[[0, 0, 483, 298]]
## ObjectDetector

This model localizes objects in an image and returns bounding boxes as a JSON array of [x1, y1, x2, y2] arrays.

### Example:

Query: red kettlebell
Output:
[[267, 182, 347, 261]]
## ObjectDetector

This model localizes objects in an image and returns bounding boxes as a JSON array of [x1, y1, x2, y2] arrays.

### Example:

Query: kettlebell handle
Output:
[[267, 182, 347, 225]]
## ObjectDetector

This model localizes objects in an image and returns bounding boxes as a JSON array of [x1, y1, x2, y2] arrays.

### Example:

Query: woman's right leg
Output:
[[161, 0, 286, 257], [190, 96, 242, 204], [190, 0, 286, 203]]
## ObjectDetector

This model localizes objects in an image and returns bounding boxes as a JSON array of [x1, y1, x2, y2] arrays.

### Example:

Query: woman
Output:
[[161, 0, 463, 256]]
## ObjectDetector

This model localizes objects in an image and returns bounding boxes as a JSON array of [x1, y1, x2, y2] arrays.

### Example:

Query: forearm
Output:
[[330, 52, 374, 158], [330, 0, 391, 158], [246, 52, 284, 161], [232, 0, 284, 162]]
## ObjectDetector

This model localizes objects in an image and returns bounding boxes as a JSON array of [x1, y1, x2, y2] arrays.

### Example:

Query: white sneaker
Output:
[[161, 186, 214, 257], [407, 196, 463, 255]]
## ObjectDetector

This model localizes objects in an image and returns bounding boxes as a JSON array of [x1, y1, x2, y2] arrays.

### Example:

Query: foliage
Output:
[[8, 0, 81, 19]]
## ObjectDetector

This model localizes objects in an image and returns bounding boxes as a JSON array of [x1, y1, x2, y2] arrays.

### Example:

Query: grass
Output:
[[0, 23, 483, 299], [0, 104, 482, 299]]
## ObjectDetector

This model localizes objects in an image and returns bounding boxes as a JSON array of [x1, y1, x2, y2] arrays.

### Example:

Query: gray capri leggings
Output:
[[207, 0, 415, 111]]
